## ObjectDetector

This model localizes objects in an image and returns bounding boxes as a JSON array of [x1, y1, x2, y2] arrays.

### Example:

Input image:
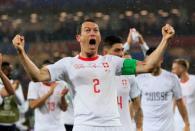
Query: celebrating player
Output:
[[136, 48, 190, 131], [12, 19, 174, 131], [172, 59, 195, 131], [103, 35, 142, 131]]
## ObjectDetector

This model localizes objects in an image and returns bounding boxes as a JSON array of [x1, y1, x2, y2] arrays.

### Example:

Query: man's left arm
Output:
[[176, 99, 190, 131], [135, 24, 175, 74], [121, 24, 175, 75]]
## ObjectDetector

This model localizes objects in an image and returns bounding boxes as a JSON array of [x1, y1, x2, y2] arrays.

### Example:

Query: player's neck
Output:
[[180, 72, 189, 83], [152, 67, 162, 76], [79, 52, 98, 58], [43, 81, 55, 86]]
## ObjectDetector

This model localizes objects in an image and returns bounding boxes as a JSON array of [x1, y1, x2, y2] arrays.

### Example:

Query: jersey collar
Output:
[[78, 55, 99, 61]]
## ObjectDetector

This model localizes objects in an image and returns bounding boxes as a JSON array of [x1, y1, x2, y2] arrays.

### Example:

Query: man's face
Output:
[[108, 43, 124, 58], [76, 22, 101, 57], [171, 63, 184, 77]]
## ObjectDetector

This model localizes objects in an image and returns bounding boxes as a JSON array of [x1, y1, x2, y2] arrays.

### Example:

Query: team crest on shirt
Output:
[[102, 62, 110, 72], [122, 79, 128, 87]]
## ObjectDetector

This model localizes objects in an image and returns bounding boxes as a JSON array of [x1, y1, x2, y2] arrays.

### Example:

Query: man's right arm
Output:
[[12, 35, 50, 82]]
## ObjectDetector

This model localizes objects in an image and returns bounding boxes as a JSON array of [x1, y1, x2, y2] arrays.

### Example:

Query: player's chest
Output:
[[141, 77, 172, 92], [69, 61, 114, 80], [38, 87, 62, 100]]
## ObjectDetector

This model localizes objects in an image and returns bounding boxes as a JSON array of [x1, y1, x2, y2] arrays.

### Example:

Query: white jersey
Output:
[[62, 83, 74, 125], [174, 75, 195, 131], [27, 81, 67, 131], [114, 75, 140, 131], [136, 70, 182, 131], [47, 55, 126, 126]]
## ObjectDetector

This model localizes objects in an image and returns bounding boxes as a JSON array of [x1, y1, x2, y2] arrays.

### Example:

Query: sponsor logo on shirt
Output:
[[73, 63, 110, 72], [102, 62, 110, 72], [122, 79, 128, 87], [145, 91, 168, 101]]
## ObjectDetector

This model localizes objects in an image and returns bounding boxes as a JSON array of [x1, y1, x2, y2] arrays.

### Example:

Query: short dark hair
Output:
[[42, 59, 52, 65], [146, 47, 156, 56], [103, 35, 123, 48], [2, 61, 10, 68], [173, 59, 190, 70], [76, 18, 97, 35]]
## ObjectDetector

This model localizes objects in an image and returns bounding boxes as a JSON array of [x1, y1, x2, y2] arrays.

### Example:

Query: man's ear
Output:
[[76, 35, 81, 42]]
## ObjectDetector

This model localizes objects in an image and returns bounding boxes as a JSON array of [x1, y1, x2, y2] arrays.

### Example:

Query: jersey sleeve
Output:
[[129, 76, 141, 99], [47, 58, 69, 81], [172, 75, 182, 100], [27, 81, 39, 100]]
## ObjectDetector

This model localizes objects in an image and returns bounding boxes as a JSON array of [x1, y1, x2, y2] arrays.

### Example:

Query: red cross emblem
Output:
[[122, 79, 128, 86], [102, 62, 109, 71]]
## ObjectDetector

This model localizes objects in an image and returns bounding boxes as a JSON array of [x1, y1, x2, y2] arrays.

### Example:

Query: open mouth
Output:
[[89, 39, 96, 45]]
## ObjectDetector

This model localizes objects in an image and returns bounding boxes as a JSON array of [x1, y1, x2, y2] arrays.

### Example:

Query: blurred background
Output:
[[0, 0, 194, 129]]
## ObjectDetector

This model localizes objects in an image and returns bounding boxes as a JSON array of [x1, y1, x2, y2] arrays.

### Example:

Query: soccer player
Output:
[[0, 53, 15, 98], [0, 54, 21, 131], [172, 59, 195, 131], [123, 29, 150, 130], [136, 48, 190, 131], [27, 60, 68, 131], [12, 19, 174, 131], [103, 35, 142, 131]]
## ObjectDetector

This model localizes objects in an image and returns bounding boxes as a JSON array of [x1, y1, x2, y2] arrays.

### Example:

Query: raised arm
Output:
[[123, 29, 133, 52], [136, 24, 175, 73], [137, 32, 149, 57], [12, 35, 50, 82], [0, 54, 15, 96]]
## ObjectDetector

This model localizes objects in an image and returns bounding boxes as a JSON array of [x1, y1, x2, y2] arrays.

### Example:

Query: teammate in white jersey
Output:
[[103, 35, 142, 131], [172, 59, 195, 131], [12, 19, 174, 131], [28, 81, 68, 131], [27, 60, 68, 131], [136, 48, 190, 131]]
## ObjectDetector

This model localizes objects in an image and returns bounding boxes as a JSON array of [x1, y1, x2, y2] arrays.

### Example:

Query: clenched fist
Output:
[[12, 35, 25, 53], [162, 24, 175, 40]]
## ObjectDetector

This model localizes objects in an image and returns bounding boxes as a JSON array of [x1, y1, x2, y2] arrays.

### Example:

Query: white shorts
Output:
[[73, 126, 125, 131]]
